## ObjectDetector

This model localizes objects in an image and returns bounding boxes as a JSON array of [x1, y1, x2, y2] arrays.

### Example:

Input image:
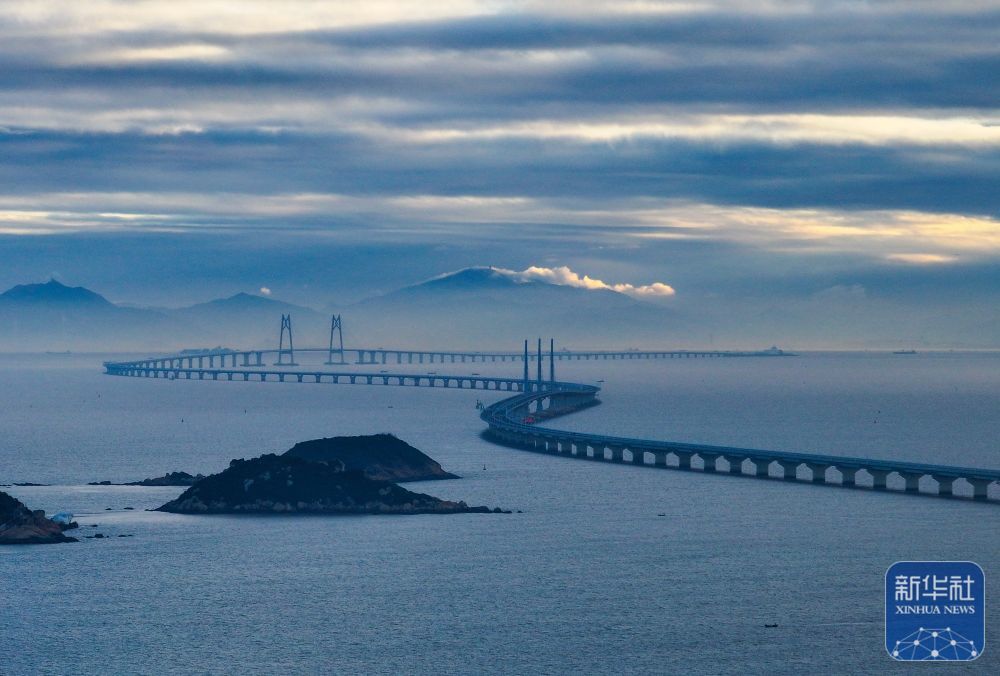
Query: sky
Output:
[[0, 1, 997, 346]]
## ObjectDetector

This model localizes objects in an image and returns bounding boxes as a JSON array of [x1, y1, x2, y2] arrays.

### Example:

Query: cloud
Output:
[[259, 286, 272, 295], [367, 114, 1000, 148], [498, 265, 676, 298], [885, 253, 958, 265], [1, 193, 997, 268]]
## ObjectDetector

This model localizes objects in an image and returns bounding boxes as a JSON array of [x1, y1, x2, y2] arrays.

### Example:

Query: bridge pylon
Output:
[[537, 338, 543, 382], [325, 314, 346, 365], [275, 314, 299, 366], [523, 340, 529, 389]]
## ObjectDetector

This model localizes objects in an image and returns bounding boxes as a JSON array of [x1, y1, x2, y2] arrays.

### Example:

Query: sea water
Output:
[[1, 352, 998, 674]]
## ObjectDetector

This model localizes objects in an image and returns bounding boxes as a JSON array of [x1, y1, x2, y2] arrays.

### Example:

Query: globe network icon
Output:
[[886, 561, 985, 661]]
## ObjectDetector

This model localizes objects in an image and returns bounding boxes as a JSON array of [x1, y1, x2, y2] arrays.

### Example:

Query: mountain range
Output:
[[2, 268, 995, 352], [0, 269, 693, 352], [0, 280, 323, 352]]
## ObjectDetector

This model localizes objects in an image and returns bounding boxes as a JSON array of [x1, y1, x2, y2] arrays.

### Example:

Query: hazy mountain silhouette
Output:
[[342, 267, 694, 349], [171, 293, 325, 346], [4, 273, 987, 352], [1, 279, 114, 307], [0, 282, 324, 352], [0, 280, 174, 351]]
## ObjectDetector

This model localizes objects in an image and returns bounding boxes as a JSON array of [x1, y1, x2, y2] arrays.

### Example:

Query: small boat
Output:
[[893, 349, 917, 355], [764, 623, 779, 628]]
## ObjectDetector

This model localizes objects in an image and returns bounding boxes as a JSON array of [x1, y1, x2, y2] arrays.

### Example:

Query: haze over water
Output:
[[2, 352, 997, 674]]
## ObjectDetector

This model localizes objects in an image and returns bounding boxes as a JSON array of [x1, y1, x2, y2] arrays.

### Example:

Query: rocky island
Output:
[[282, 433, 458, 482], [89, 471, 205, 487], [156, 453, 497, 515], [0, 490, 77, 544]]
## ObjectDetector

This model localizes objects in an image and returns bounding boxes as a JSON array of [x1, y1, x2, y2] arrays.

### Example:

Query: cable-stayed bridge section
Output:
[[115, 346, 790, 371]]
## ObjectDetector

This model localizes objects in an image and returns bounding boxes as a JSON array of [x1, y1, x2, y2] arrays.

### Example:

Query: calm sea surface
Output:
[[1, 352, 998, 675]]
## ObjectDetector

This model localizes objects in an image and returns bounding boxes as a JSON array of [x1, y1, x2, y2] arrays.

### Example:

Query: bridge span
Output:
[[117, 345, 790, 371], [103, 346, 997, 503]]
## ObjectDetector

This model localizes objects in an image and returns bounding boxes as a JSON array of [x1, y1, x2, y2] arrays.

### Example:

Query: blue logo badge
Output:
[[886, 561, 985, 661]]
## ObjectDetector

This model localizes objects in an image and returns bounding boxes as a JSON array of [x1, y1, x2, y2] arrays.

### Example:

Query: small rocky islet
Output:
[[88, 471, 205, 487], [0, 491, 77, 545], [156, 452, 499, 515]]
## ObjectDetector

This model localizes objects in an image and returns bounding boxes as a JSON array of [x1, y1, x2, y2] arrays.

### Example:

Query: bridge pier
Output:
[[723, 455, 744, 474], [655, 452, 669, 468], [806, 463, 829, 483], [899, 471, 922, 493], [868, 469, 891, 490], [838, 466, 859, 487], [699, 453, 719, 472], [631, 449, 645, 465], [777, 460, 799, 480], [750, 459, 770, 477], [968, 478, 992, 501], [933, 475, 955, 497], [675, 452, 693, 470]]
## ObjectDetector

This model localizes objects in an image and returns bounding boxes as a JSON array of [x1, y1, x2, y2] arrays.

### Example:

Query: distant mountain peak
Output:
[[401, 265, 675, 302], [416, 266, 528, 290], [0, 279, 113, 306], [197, 291, 303, 308], [177, 291, 321, 320]]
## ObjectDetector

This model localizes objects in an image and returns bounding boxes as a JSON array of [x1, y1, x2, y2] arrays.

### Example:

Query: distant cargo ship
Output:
[[892, 349, 917, 355]]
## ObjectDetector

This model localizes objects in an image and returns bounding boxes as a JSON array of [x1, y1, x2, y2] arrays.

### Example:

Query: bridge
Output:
[[103, 338, 997, 503], [116, 346, 790, 371], [480, 386, 1000, 501]]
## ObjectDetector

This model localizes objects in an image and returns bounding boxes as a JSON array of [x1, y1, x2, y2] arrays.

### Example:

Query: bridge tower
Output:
[[523, 340, 529, 388], [325, 314, 345, 365], [537, 338, 543, 382], [275, 314, 298, 366], [550, 338, 555, 382]]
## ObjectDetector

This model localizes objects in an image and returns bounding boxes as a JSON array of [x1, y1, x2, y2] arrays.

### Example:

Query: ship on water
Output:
[[893, 349, 918, 355]]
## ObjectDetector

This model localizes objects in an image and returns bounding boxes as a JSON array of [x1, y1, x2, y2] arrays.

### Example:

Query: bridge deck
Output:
[[481, 391, 1000, 483]]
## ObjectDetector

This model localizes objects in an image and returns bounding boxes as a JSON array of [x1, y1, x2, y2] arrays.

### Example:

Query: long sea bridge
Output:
[[103, 331, 997, 503], [118, 346, 788, 370]]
